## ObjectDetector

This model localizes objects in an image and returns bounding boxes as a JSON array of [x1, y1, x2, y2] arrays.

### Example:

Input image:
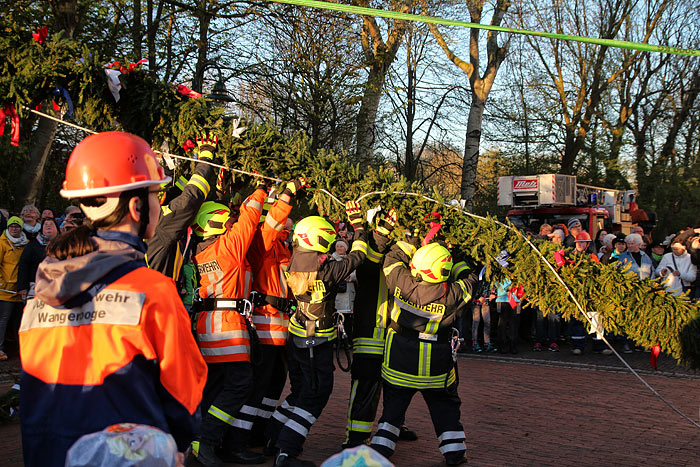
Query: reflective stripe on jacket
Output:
[[194, 189, 265, 363], [381, 241, 473, 389], [248, 198, 293, 345], [352, 230, 392, 357]]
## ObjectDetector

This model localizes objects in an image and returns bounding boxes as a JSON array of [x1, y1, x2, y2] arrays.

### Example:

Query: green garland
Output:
[[2, 21, 699, 369]]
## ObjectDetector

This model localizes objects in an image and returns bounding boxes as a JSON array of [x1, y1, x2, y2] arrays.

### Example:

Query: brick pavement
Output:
[[1, 348, 699, 466]]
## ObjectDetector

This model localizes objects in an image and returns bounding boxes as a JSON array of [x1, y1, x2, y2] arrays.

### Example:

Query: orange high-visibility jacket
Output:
[[247, 198, 293, 345], [19, 266, 207, 458], [194, 189, 265, 363]]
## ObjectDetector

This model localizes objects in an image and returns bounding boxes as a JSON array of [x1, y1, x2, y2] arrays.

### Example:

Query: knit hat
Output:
[[567, 218, 582, 230], [6, 216, 23, 229], [547, 229, 565, 242], [613, 234, 626, 246], [335, 240, 349, 251]]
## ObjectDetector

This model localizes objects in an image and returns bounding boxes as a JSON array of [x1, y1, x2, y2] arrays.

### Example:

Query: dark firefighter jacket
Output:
[[381, 241, 474, 390]]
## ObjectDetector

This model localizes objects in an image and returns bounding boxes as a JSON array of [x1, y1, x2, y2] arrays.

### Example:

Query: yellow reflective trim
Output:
[[348, 420, 373, 433], [346, 380, 358, 436], [161, 205, 172, 216], [451, 261, 468, 279], [382, 262, 402, 277], [175, 175, 187, 191], [376, 273, 389, 329], [425, 317, 440, 335], [366, 246, 384, 263], [351, 240, 368, 255], [188, 174, 211, 196], [457, 280, 472, 304], [384, 328, 395, 367], [381, 364, 455, 389], [397, 241, 417, 257], [208, 405, 235, 425]]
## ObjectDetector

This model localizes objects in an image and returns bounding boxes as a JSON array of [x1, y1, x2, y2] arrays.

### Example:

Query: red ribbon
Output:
[[507, 285, 525, 308], [181, 139, 195, 151], [650, 343, 661, 370], [176, 85, 202, 99], [106, 59, 148, 74], [126, 59, 148, 73], [0, 103, 20, 146], [32, 26, 47, 45], [422, 221, 442, 246]]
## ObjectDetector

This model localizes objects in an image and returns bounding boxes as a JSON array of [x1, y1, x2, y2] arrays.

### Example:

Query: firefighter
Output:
[[267, 203, 369, 467], [343, 208, 417, 447], [223, 178, 308, 456], [369, 241, 475, 466], [145, 132, 219, 282], [188, 180, 272, 466], [19, 132, 208, 467]]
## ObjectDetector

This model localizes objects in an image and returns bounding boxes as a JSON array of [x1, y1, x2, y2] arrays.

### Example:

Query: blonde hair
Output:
[[21, 204, 40, 217]]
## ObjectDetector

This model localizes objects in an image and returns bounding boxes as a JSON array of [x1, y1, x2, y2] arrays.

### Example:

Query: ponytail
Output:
[[47, 189, 148, 260]]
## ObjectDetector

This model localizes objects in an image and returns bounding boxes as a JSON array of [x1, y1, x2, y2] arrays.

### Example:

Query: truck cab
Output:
[[497, 174, 637, 237]]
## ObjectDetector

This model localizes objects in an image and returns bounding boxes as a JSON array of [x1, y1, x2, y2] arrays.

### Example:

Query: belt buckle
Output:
[[418, 332, 437, 342]]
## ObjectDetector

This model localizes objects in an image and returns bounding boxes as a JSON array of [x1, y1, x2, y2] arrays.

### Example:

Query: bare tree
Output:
[[420, 0, 511, 209]]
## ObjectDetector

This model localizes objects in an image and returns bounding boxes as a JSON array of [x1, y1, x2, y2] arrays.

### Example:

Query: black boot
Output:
[[445, 454, 468, 466], [219, 446, 264, 465], [195, 442, 223, 467], [398, 425, 418, 441], [275, 451, 316, 467]]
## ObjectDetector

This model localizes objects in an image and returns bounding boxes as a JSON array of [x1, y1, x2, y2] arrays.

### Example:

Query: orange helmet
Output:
[[60, 132, 170, 199], [575, 231, 592, 243]]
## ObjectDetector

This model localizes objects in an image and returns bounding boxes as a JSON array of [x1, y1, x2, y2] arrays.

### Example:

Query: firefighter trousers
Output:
[[344, 355, 382, 446], [370, 381, 466, 462], [266, 339, 334, 457], [200, 361, 254, 445], [226, 344, 288, 447]]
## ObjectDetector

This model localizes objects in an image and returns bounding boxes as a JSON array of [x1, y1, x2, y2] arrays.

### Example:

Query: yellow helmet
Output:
[[410, 243, 453, 283], [192, 201, 230, 238], [293, 216, 337, 253]]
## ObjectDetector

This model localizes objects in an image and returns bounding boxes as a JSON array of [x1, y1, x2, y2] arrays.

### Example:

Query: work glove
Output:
[[281, 177, 309, 198], [196, 131, 218, 160], [345, 200, 364, 231], [375, 208, 397, 236], [253, 172, 273, 193]]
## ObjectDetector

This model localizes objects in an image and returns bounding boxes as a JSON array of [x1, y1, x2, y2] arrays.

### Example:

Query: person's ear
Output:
[[128, 196, 142, 223]]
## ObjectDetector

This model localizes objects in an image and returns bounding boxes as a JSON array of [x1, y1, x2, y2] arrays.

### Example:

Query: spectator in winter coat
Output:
[[333, 241, 356, 314], [617, 234, 655, 280], [602, 235, 627, 265], [547, 229, 565, 245], [21, 205, 41, 239], [0, 216, 29, 361], [17, 218, 59, 300], [657, 238, 697, 297], [597, 233, 617, 260], [564, 218, 583, 248], [649, 240, 667, 269]]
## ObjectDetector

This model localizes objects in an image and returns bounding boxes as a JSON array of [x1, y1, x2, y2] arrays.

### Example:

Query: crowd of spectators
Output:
[[459, 221, 700, 356], [0, 204, 85, 360]]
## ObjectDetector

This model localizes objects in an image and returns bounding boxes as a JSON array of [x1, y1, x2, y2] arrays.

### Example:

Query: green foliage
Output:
[[1, 15, 699, 370]]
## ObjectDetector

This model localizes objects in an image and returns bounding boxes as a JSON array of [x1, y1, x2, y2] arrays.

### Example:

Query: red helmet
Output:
[[60, 132, 170, 199], [575, 231, 592, 242]]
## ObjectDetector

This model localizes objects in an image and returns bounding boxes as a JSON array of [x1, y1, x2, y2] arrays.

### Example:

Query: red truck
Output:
[[497, 174, 646, 238]]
